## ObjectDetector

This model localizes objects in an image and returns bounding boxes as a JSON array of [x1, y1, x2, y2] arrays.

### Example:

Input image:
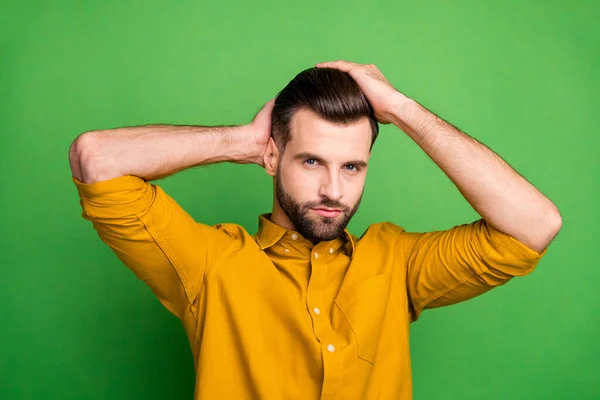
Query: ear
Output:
[[263, 137, 279, 177]]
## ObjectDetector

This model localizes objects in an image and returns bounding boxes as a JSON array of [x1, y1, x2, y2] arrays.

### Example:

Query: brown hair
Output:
[[271, 67, 379, 152]]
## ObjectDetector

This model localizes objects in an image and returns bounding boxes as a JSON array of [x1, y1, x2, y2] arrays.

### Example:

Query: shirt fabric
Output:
[[72, 174, 547, 400]]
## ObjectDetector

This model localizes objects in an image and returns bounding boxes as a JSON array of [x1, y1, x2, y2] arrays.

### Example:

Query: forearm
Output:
[[69, 124, 258, 184], [389, 93, 562, 252]]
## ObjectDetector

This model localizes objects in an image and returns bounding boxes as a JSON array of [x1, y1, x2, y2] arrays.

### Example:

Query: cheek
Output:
[[345, 177, 366, 202], [282, 167, 317, 198]]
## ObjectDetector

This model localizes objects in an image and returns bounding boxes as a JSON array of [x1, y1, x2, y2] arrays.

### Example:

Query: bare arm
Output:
[[69, 99, 274, 183], [316, 61, 562, 253], [388, 95, 561, 253], [68, 100, 275, 318]]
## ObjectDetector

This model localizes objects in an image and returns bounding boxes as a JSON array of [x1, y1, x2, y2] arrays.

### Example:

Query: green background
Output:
[[1, 1, 598, 399]]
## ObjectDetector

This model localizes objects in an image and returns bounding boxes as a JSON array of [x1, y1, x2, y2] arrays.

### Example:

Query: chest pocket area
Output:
[[334, 273, 393, 365]]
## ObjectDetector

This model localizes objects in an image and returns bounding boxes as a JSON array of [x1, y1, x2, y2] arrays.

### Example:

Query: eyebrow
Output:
[[293, 152, 368, 168]]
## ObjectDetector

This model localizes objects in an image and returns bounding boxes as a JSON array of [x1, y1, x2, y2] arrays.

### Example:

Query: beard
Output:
[[275, 169, 362, 244]]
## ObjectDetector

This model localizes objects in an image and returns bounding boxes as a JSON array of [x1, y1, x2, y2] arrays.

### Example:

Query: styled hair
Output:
[[271, 67, 379, 152]]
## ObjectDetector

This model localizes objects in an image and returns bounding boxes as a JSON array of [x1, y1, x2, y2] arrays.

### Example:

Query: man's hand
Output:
[[246, 98, 275, 167], [315, 60, 405, 124], [317, 60, 561, 252]]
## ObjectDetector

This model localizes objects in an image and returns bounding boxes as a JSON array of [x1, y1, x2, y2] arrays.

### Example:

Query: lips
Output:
[[312, 208, 342, 217]]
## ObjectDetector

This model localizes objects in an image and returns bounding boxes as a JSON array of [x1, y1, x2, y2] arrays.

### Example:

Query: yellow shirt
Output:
[[72, 174, 547, 400]]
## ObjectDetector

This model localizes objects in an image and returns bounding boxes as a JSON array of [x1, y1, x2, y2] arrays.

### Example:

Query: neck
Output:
[[270, 201, 296, 231]]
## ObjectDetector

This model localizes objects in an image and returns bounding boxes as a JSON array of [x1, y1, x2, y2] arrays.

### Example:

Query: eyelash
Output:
[[304, 159, 361, 172]]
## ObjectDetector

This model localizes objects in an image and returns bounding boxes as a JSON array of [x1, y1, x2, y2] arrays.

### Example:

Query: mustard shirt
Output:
[[72, 174, 547, 400]]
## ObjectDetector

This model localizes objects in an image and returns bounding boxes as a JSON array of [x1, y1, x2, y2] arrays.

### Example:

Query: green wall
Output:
[[1, 1, 598, 399]]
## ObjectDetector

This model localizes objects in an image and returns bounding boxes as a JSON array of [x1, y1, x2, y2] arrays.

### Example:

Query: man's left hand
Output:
[[315, 60, 406, 124]]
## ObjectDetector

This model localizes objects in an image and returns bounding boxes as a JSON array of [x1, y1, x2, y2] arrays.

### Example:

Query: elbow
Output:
[[69, 130, 95, 159], [68, 132, 92, 182], [534, 207, 562, 253], [546, 207, 563, 240], [519, 207, 562, 254], [68, 131, 114, 184], [68, 131, 96, 180]]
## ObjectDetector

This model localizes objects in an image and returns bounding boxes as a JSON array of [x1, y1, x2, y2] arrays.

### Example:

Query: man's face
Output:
[[275, 108, 372, 243]]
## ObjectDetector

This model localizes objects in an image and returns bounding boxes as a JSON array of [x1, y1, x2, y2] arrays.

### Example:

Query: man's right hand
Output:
[[70, 98, 278, 183], [246, 98, 275, 167]]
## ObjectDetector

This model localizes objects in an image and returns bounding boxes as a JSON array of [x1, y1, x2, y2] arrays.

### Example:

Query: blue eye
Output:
[[305, 159, 318, 165], [345, 164, 360, 172]]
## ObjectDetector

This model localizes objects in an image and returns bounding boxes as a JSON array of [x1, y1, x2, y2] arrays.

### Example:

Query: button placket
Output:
[[307, 243, 327, 341], [312, 243, 344, 397]]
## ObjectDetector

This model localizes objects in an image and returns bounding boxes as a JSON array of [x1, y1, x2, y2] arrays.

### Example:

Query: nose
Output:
[[318, 170, 343, 202]]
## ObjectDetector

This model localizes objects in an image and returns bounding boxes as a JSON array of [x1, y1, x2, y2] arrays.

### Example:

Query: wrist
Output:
[[387, 92, 417, 126], [230, 124, 263, 164]]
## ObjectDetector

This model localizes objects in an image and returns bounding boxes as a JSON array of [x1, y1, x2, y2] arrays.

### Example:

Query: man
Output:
[[69, 60, 562, 399]]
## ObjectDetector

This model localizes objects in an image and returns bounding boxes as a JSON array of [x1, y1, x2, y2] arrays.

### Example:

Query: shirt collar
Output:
[[255, 213, 356, 258]]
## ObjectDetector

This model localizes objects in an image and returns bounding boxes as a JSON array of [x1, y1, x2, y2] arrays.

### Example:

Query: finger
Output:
[[254, 98, 276, 119], [315, 60, 355, 70], [315, 60, 360, 71]]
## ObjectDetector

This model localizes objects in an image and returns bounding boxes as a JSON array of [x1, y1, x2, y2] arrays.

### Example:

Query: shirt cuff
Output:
[[485, 222, 549, 276], [72, 174, 147, 199]]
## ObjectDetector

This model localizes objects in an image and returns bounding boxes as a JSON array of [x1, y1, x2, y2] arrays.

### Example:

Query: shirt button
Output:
[[329, 248, 334, 254], [291, 233, 298, 240], [314, 252, 319, 259], [327, 344, 335, 353], [283, 248, 290, 253], [313, 307, 321, 315]]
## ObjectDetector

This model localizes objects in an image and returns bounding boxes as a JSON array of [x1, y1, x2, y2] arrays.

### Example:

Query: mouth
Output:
[[312, 208, 343, 218]]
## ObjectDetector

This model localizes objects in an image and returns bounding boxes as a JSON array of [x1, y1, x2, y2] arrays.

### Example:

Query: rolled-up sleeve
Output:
[[398, 219, 547, 321], [72, 174, 232, 319]]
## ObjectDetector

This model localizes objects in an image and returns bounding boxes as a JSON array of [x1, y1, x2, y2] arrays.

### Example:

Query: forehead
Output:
[[287, 108, 372, 156]]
